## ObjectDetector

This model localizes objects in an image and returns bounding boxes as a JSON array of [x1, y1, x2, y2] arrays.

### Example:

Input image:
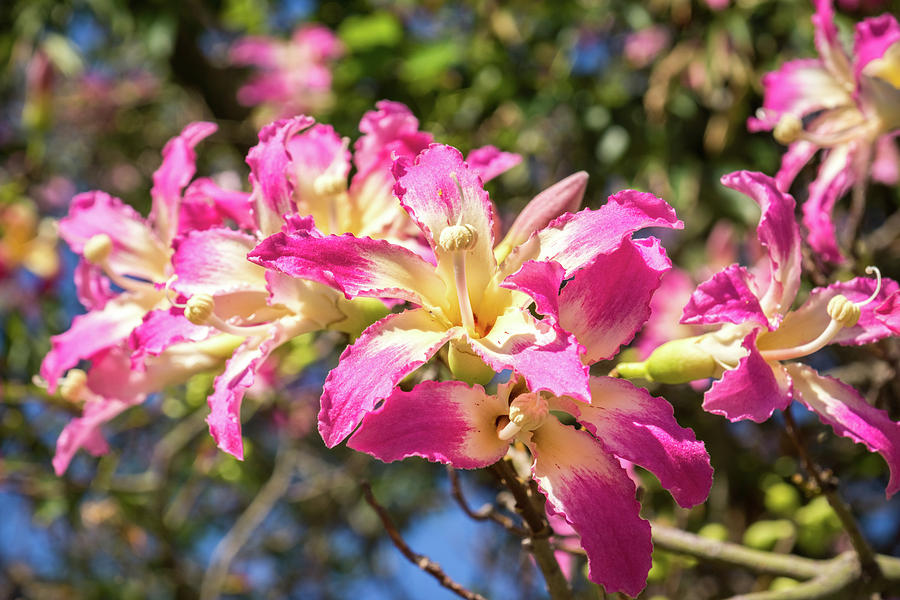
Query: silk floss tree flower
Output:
[[749, 0, 900, 263], [340, 181, 712, 594], [250, 141, 686, 454], [617, 171, 900, 496], [165, 103, 524, 460], [230, 24, 343, 122]]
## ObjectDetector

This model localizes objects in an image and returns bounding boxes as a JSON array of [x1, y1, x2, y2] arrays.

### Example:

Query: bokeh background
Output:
[[2, 0, 900, 598]]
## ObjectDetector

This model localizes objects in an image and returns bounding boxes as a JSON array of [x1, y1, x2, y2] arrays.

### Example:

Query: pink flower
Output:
[[624, 26, 671, 68], [619, 171, 900, 496], [230, 25, 343, 120], [251, 141, 682, 452], [749, 0, 900, 263]]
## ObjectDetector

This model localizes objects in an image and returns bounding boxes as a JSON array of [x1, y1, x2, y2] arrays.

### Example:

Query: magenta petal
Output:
[[854, 14, 900, 81], [769, 276, 900, 348], [470, 309, 590, 403], [172, 228, 268, 296], [522, 189, 681, 278], [354, 100, 432, 178], [178, 178, 254, 234], [249, 231, 446, 307], [682, 265, 770, 329], [501, 260, 565, 323], [786, 362, 900, 497], [776, 141, 819, 192], [53, 397, 127, 475], [530, 418, 651, 597], [206, 335, 277, 460], [465, 145, 522, 182], [721, 171, 802, 315], [40, 292, 158, 391], [803, 144, 855, 264], [129, 309, 213, 368], [572, 377, 712, 507], [74, 260, 114, 310], [247, 115, 315, 235], [812, 0, 853, 82], [872, 134, 900, 185], [59, 191, 169, 283], [318, 308, 458, 447], [875, 291, 900, 334], [703, 331, 791, 423], [150, 121, 217, 244], [749, 59, 849, 130], [348, 381, 509, 468], [287, 124, 351, 221], [559, 237, 671, 363]]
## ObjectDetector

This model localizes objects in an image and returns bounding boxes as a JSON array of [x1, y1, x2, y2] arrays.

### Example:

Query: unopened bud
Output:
[[826, 295, 861, 327], [83, 234, 113, 265], [439, 224, 478, 252], [184, 294, 215, 325], [773, 114, 803, 145], [59, 369, 88, 402]]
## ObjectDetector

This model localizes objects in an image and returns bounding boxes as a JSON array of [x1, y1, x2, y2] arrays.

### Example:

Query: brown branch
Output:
[[488, 459, 573, 600], [783, 406, 881, 583], [361, 482, 489, 600], [447, 467, 528, 537]]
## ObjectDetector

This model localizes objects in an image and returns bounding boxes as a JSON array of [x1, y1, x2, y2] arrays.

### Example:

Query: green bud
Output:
[[448, 341, 495, 385], [697, 522, 729, 542], [617, 336, 719, 384], [764, 482, 801, 517], [329, 297, 391, 341], [742, 519, 796, 551]]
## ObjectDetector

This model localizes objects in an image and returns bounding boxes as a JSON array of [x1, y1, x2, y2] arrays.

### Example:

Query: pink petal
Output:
[[129, 308, 213, 369], [569, 377, 713, 507], [354, 100, 432, 178], [785, 362, 900, 496], [497, 171, 588, 254], [764, 276, 900, 349], [53, 396, 127, 475], [812, 0, 853, 83], [247, 115, 315, 235], [559, 237, 671, 363], [469, 308, 590, 403], [721, 171, 803, 315], [172, 228, 268, 296], [59, 191, 170, 283], [872, 134, 900, 185], [206, 334, 278, 460], [286, 124, 351, 226], [393, 144, 498, 303], [682, 265, 770, 329], [318, 308, 459, 447], [348, 380, 509, 468], [875, 291, 900, 334], [40, 291, 159, 391], [775, 141, 819, 192], [178, 178, 254, 234], [510, 189, 682, 280], [293, 25, 344, 60], [150, 121, 217, 244], [230, 37, 279, 68], [500, 259, 565, 324], [748, 59, 850, 131], [249, 231, 446, 307], [530, 418, 651, 597], [703, 331, 792, 422], [802, 143, 856, 264], [73, 260, 114, 310], [465, 145, 522, 182], [853, 14, 900, 81]]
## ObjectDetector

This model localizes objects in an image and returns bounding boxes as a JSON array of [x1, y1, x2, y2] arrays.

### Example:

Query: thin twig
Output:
[[447, 467, 528, 537], [199, 446, 298, 600], [783, 406, 881, 583], [361, 482, 489, 600], [489, 459, 573, 600]]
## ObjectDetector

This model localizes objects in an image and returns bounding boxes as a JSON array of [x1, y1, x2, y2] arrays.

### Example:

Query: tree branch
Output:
[[447, 467, 528, 537], [361, 482, 489, 600]]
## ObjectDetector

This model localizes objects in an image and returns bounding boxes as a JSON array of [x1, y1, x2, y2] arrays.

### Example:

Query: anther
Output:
[[439, 224, 478, 252], [498, 393, 549, 441], [826, 295, 861, 328], [773, 114, 802, 145], [83, 234, 113, 265], [59, 369, 88, 402], [184, 294, 215, 325], [313, 173, 346, 196]]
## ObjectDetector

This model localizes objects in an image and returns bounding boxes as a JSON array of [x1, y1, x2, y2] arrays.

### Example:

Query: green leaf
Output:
[[338, 12, 402, 51]]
